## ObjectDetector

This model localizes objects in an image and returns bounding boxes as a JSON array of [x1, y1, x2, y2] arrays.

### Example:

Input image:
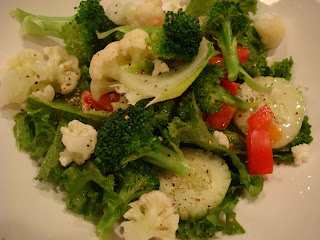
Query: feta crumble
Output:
[[291, 143, 310, 165]]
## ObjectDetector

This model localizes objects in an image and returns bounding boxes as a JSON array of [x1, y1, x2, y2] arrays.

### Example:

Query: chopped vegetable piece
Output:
[[245, 129, 273, 175], [247, 104, 274, 130], [206, 103, 238, 130]]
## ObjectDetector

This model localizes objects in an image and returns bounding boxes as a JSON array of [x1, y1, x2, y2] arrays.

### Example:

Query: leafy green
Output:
[[62, 162, 118, 220], [264, 57, 294, 81], [178, 186, 245, 239], [228, 153, 264, 197], [26, 95, 110, 128], [14, 109, 56, 158], [35, 120, 67, 182]]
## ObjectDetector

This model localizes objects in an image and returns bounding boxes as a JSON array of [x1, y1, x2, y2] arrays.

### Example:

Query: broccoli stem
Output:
[[219, 21, 240, 82], [217, 20, 272, 94], [210, 86, 258, 111], [11, 8, 73, 38], [142, 144, 190, 176], [97, 25, 158, 40], [96, 205, 122, 240], [96, 178, 154, 239], [239, 68, 272, 94]]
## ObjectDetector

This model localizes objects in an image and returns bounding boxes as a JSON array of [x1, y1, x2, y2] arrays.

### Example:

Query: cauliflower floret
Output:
[[32, 84, 55, 102], [43, 46, 81, 95], [59, 120, 97, 167], [121, 190, 179, 240], [119, 29, 155, 62], [152, 59, 169, 76], [89, 29, 155, 101], [254, 15, 286, 49], [104, 0, 164, 27], [291, 143, 310, 165], [0, 46, 80, 106], [213, 131, 230, 149]]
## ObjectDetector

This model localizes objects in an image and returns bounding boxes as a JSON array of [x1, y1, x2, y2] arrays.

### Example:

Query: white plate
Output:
[[0, 0, 319, 240]]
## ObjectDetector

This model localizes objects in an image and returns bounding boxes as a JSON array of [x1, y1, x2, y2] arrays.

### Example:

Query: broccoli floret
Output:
[[202, 1, 272, 93], [264, 57, 294, 80], [186, 0, 258, 17], [167, 93, 241, 154], [97, 9, 202, 62], [94, 105, 190, 176], [96, 160, 159, 240], [192, 64, 257, 114], [11, 0, 118, 66]]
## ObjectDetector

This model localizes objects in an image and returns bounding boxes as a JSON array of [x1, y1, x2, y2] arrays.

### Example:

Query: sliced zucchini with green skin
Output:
[[233, 76, 305, 149], [159, 148, 231, 221]]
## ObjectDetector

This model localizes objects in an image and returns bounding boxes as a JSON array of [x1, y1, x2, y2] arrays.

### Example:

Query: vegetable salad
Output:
[[0, 0, 313, 240]]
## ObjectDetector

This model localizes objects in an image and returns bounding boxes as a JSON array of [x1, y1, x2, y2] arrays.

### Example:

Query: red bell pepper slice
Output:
[[245, 129, 273, 175], [206, 103, 238, 130]]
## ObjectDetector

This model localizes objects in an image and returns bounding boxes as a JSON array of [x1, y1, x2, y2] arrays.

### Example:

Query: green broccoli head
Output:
[[148, 9, 202, 62], [94, 105, 159, 174], [95, 105, 190, 176], [202, 1, 248, 38], [62, 0, 118, 65], [192, 64, 224, 114], [191, 64, 257, 114], [97, 9, 203, 63]]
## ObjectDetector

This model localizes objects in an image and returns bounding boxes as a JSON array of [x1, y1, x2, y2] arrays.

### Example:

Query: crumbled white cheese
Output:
[[59, 120, 97, 167], [213, 131, 230, 148], [291, 143, 310, 165]]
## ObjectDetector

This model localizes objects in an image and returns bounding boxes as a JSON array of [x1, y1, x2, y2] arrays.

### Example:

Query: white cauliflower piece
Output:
[[32, 84, 55, 102], [59, 120, 97, 167], [89, 29, 155, 101], [0, 46, 80, 106], [43, 46, 81, 95], [213, 131, 230, 149], [119, 29, 155, 62], [291, 143, 310, 165], [152, 59, 169, 76], [89, 41, 124, 100], [254, 15, 286, 49], [104, 0, 164, 27], [121, 190, 179, 240]]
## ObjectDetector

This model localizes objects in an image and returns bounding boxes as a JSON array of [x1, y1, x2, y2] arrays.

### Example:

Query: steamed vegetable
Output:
[[202, 1, 272, 93], [94, 105, 190, 176], [11, 0, 118, 66]]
